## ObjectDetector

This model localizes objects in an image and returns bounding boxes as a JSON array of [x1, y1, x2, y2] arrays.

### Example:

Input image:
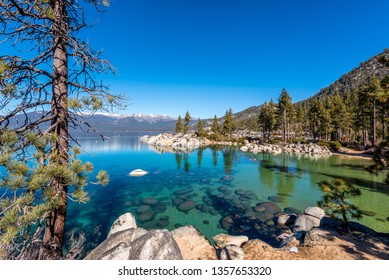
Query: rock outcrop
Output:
[[127, 230, 182, 260], [107, 212, 137, 236], [240, 142, 332, 155], [85, 214, 181, 260], [213, 234, 248, 248], [85, 208, 389, 260], [140, 133, 208, 151], [141, 133, 332, 155], [171, 226, 217, 260]]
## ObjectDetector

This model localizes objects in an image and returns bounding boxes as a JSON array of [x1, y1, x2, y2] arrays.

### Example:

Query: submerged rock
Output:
[[221, 216, 234, 231], [137, 211, 155, 223], [172, 197, 184, 206], [256, 202, 281, 214], [177, 200, 197, 212], [136, 205, 152, 214], [268, 195, 284, 203], [142, 220, 157, 229], [155, 203, 167, 212], [253, 206, 266, 212], [284, 207, 302, 215], [221, 175, 234, 182], [142, 197, 160, 206], [173, 187, 193, 195]]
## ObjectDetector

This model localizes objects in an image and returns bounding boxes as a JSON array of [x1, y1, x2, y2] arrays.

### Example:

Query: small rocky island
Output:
[[85, 208, 389, 260], [140, 133, 332, 155]]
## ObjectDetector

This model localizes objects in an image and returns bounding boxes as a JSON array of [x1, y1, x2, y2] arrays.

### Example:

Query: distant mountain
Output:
[[314, 48, 389, 98], [2, 112, 177, 134], [233, 49, 389, 120], [75, 112, 177, 133]]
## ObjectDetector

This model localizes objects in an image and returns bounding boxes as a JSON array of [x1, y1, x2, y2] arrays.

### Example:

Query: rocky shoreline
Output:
[[140, 133, 332, 155], [85, 208, 389, 260], [240, 141, 332, 155]]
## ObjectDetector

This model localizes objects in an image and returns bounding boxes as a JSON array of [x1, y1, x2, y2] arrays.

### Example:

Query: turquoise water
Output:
[[65, 134, 389, 252]]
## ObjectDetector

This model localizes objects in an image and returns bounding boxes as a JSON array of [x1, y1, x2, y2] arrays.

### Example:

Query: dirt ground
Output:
[[243, 227, 389, 260]]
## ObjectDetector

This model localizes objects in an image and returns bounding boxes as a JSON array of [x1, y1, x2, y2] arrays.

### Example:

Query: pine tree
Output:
[[327, 94, 350, 141], [175, 115, 183, 133], [211, 115, 220, 133], [317, 179, 362, 232], [308, 98, 331, 141], [183, 111, 191, 134], [277, 89, 293, 144], [356, 86, 374, 146], [258, 100, 277, 142], [366, 78, 385, 146], [0, 1, 119, 259], [295, 103, 305, 139], [196, 119, 205, 137], [222, 108, 233, 137]]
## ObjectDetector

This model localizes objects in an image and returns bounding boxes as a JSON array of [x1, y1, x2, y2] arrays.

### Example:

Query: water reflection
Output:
[[77, 135, 149, 152]]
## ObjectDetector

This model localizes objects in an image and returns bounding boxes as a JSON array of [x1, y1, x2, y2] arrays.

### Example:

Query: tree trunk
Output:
[[42, 0, 69, 256], [282, 110, 286, 144], [373, 100, 376, 146]]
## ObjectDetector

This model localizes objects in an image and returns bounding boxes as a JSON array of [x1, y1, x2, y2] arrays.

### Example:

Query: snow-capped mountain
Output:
[[3, 111, 177, 133], [78, 112, 176, 123]]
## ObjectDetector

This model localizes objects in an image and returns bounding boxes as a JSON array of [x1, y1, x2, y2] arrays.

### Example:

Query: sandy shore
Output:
[[333, 147, 373, 160]]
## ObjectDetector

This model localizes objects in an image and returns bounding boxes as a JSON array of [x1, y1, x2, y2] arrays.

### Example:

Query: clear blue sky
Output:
[[6, 0, 389, 118]]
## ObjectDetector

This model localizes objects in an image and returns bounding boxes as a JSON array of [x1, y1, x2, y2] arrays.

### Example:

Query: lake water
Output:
[[66, 133, 389, 252]]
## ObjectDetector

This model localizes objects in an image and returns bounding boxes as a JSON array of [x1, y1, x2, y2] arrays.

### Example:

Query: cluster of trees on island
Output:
[[0, 0, 388, 260]]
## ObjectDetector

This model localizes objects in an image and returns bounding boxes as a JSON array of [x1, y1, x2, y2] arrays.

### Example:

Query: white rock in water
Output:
[[129, 169, 148, 176]]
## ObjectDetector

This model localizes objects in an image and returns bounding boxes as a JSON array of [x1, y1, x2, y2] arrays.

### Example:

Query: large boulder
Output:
[[85, 228, 147, 260], [100, 243, 131, 260], [277, 214, 297, 227], [128, 230, 182, 260], [241, 239, 273, 259], [303, 228, 332, 247], [108, 212, 137, 236], [213, 234, 248, 248], [293, 214, 321, 232], [171, 226, 217, 260], [220, 244, 245, 260], [304, 207, 326, 220]]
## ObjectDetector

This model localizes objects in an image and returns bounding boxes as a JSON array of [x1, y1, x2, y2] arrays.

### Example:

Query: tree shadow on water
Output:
[[317, 172, 389, 195]]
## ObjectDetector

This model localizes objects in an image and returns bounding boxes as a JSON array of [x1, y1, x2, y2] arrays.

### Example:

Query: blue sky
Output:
[[4, 0, 389, 118]]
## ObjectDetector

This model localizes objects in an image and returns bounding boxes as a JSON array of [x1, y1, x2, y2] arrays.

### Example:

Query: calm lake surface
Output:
[[66, 133, 389, 251]]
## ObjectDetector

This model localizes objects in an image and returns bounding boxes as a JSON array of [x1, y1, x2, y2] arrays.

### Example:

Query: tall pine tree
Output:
[[183, 111, 191, 134], [0, 0, 119, 259], [277, 89, 294, 144], [175, 115, 183, 133]]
